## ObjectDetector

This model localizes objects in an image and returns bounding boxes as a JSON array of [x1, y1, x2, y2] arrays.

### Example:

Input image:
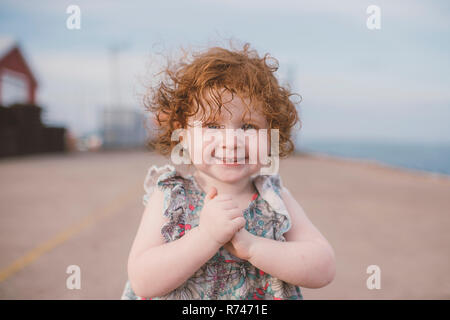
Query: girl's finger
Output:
[[231, 217, 246, 232], [227, 209, 244, 220], [221, 202, 239, 210], [205, 187, 218, 202], [214, 194, 233, 201]]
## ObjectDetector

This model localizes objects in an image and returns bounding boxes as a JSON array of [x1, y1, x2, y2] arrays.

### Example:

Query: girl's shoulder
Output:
[[252, 173, 292, 232], [142, 164, 203, 243], [142, 164, 190, 206], [142, 164, 204, 206]]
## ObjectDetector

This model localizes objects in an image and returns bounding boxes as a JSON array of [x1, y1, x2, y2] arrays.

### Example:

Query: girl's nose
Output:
[[215, 130, 246, 157]]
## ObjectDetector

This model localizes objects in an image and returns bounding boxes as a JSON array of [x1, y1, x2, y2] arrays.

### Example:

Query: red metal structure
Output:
[[0, 37, 38, 106]]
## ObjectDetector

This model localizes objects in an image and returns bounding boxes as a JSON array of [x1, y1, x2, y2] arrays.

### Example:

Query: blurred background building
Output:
[[0, 36, 37, 105], [0, 36, 67, 157], [101, 108, 146, 149]]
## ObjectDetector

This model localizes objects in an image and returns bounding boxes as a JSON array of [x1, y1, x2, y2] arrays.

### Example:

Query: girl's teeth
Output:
[[214, 157, 245, 162]]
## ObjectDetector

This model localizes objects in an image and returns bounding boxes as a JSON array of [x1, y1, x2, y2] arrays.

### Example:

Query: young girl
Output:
[[121, 43, 335, 300]]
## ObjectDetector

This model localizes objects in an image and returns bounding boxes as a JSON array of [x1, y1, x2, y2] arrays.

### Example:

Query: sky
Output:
[[1, 0, 449, 144]]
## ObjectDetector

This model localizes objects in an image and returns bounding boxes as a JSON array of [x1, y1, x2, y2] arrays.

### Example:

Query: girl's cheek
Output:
[[202, 135, 218, 163], [186, 128, 221, 164], [184, 128, 197, 162], [254, 131, 271, 165]]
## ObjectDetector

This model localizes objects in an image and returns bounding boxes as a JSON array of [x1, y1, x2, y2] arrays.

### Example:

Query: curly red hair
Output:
[[144, 42, 301, 158]]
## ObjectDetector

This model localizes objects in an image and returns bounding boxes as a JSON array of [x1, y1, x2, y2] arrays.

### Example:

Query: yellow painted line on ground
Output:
[[0, 186, 139, 283]]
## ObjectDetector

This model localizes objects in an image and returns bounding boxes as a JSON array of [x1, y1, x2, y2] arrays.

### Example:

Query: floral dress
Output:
[[121, 164, 303, 300]]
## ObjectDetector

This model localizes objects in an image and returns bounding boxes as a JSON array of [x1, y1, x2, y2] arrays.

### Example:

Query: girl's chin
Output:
[[206, 164, 260, 182]]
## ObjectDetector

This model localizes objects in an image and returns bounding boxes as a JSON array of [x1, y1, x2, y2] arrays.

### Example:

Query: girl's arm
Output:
[[127, 188, 221, 298], [248, 187, 336, 288]]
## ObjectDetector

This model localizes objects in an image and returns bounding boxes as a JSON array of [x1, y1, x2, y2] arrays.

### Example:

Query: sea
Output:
[[297, 139, 450, 177]]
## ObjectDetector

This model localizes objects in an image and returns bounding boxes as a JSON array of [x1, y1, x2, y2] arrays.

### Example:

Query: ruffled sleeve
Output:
[[142, 164, 176, 206], [142, 164, 189, 243], [253, 173, 292, 238]]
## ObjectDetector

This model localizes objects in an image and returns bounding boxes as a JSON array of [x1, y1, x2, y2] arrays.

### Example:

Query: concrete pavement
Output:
[[1, 148, 449, 299]]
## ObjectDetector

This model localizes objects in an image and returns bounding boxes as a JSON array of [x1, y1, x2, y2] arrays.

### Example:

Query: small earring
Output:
[[182, 143, 190, 156]]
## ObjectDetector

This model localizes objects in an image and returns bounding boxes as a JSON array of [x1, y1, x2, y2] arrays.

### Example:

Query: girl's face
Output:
[[184, 90, 270, 184]]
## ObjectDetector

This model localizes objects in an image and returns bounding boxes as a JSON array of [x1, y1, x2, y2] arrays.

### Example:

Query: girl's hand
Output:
[[223, 227, 257, 261], [198, 187, 246, 247]]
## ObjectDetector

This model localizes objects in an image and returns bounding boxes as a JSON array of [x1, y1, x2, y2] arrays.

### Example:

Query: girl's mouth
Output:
[[213, 156, 248, 165]]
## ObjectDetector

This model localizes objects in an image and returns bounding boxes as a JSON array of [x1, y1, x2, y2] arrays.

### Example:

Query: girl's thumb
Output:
[[205, 187, 217, 202]]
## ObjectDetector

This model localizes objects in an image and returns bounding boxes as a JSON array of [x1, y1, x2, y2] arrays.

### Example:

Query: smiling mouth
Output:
[[213, 156, 248, 164]]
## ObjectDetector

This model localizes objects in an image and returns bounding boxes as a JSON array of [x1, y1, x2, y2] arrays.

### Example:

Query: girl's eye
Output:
[[242, 123, 257, 130], [205, 123, 223, 129]]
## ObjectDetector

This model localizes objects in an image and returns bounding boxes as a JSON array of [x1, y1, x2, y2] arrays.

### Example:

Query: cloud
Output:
[[195, 0, 449, 28], [30, 49, 158, 135], [2, 0, 448, 142]]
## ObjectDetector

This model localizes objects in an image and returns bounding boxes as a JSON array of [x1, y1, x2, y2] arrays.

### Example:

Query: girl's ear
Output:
[[179, 128, 188, 146], [156, 111, 169, 125], [173, 120, 182, 130]]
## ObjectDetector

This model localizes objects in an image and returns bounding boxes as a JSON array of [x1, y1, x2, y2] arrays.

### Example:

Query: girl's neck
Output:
[[192, 170, 255, 197]]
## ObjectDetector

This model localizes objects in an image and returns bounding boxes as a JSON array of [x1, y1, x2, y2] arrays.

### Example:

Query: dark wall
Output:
[[0, 104, 66, 157]]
